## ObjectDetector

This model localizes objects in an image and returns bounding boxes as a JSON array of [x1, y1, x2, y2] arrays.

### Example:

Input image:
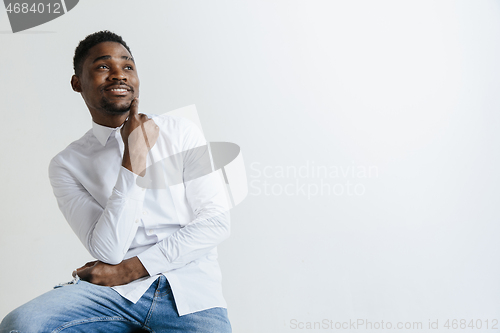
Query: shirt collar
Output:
[[92, 120, 120, 146]]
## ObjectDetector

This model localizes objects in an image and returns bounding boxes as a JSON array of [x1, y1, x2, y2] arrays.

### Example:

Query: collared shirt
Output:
[[48, 114, 230, 316]]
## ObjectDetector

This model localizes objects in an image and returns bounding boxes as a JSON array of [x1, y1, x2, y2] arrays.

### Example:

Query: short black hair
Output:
[[73, 30, 133, 76]]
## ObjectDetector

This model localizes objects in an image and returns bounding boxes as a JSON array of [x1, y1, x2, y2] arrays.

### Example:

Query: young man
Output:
[[0, 31, 232, 332]]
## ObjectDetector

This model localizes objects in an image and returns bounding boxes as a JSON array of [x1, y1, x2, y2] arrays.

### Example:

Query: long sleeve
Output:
[[137, 119, 231, 275], [49, 157, 147, 265], [48, 114, 232, 314]]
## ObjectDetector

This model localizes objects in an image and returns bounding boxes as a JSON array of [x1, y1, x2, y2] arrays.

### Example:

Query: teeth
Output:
[[110, 88, 127, 92]]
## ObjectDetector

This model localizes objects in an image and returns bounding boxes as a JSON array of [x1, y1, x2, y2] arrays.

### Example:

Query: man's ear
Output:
[[71, 75, 82, 92]]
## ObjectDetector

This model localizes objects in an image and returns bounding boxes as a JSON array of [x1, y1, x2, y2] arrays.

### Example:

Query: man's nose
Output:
[[109, 67, 127, 81]]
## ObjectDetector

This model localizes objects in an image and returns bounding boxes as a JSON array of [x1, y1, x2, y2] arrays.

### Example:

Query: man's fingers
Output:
[[75, 267, 91, 281], [129, 98, 139, 117], [73, 261, 99, 281], [73, 261, 97, 276]]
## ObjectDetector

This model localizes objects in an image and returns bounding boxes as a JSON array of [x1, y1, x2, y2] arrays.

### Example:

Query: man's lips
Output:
[[104, 85, 133, 96]]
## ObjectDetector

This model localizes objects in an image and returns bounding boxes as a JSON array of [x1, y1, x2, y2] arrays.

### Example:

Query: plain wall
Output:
[[1, 1, 499, 332]]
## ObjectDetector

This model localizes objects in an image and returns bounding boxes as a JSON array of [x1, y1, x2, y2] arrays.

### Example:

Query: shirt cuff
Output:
[[114, 166, 147, 201], [137, 244, 170, 276]]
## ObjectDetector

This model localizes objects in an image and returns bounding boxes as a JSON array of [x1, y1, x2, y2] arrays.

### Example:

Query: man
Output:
[[0, 31, 232, 332]]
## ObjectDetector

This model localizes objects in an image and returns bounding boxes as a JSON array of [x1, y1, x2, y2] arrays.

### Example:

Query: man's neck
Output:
[[91, 112, 129, 128]]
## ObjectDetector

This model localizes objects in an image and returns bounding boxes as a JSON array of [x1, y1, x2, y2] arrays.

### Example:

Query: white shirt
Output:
[[48, 114, 230, 316]]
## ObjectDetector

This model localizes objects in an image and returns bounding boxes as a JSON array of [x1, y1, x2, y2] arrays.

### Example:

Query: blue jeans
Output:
[[0, 276, 231, 333]]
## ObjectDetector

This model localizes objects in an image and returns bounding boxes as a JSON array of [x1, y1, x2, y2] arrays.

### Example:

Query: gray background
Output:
[[1, 1, 499, 332]]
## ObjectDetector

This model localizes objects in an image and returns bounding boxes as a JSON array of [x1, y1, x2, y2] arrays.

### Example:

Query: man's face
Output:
[[74, 41, 139, 117]]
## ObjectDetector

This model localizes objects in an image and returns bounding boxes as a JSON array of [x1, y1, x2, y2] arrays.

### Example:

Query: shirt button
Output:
[[135, 219, 139, 223], [142, 188, 146, 192], [143, 210, 148, 215], [148, 229, 153, 234]]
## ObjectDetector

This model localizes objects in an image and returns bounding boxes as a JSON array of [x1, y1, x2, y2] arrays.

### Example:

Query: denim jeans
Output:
[[0, 276, 231, 333]]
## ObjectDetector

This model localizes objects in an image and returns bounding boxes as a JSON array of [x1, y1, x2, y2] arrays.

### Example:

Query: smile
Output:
[[104, 86, 132, 96], [104, 84, 133, 93]]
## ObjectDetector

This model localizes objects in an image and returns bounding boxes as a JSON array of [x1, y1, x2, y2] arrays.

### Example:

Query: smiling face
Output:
[[71, 41, 139, 127]]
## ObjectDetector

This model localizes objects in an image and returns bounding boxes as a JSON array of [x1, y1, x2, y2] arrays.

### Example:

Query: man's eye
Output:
[[125, 65, 134, 70], [97, 65, 108, 69]]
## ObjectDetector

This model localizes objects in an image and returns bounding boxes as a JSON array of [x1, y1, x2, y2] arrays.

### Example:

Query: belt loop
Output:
[[160, 275, 167, 289], [155, 275, 171, 297]]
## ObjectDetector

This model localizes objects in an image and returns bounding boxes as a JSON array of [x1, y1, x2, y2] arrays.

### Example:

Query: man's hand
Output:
[[73, 257, 149, 287], [121, 98, 159, 176]]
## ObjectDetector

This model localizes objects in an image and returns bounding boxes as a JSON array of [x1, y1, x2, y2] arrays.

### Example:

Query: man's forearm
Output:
[[122, 146, 148, 177]]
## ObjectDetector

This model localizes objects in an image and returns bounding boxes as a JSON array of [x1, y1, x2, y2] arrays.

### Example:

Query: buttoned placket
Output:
[[113, 128, 125, 156]]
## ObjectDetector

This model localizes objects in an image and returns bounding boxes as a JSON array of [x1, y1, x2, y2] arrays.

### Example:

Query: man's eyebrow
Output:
[[92, 55, 135, 63]]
